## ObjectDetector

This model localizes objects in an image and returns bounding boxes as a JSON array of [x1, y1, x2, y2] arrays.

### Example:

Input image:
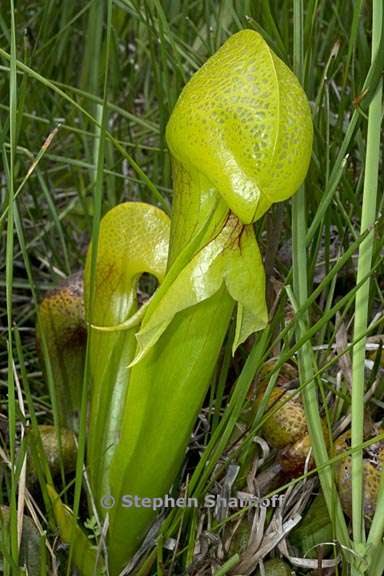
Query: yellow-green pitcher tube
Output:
[[103, 29, 312, 575], [105, 177, 235, 576]]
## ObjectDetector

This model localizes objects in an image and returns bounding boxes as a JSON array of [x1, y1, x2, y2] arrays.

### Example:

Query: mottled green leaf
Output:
[[289, 494, 333, 558]]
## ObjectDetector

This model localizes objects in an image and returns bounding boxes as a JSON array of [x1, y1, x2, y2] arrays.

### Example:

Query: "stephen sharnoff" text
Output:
[[100, 494, 285, 510]]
